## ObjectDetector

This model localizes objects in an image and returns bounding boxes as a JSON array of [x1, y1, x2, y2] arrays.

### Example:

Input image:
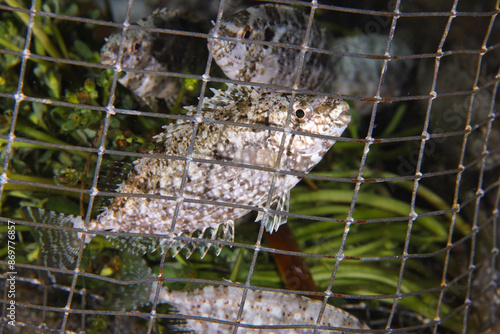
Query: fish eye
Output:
[[131, 41, 142, 53], [295, 109, 305, 119], [292, 102, 312, 122], [238, 26, 252, 39]]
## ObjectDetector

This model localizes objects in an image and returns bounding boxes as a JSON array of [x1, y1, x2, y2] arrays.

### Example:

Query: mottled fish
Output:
[[209, 4, 412, 112], [100, 8, 210, 110], [25, 84, 350, 283], [107, 255, 370, 332], [157, 285, 370, 333], [208, 4, 331, 91]]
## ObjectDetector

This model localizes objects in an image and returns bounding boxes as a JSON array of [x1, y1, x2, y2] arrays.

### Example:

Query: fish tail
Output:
[[21, 207, 85, 284]]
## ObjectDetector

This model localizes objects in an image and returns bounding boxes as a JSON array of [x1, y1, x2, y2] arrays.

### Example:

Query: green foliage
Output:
[[0, 0, 162, 220]]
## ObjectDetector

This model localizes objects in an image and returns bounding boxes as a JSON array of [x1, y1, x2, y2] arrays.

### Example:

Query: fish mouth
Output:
[[329, 100, 351, 123], [207, 38, 223, 58], [324, 100, 351, 134], [339, 109, 351, 123], [100, 54, 117, 66], [207, 38, 235, 68], [338, 100, 350, 112], [207, 33, 224, 50]]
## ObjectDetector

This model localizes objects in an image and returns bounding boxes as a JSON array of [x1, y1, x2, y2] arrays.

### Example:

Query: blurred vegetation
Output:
[[0, 1, 474, 333]]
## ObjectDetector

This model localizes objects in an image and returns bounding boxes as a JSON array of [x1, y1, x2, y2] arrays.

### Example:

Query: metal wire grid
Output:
[[0, 0, 498, 332]]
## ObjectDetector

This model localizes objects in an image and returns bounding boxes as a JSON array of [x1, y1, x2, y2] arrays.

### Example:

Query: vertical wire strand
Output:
[[57, 0, 139, 332], [315, 0, 405, 331], [227, 1, 330, 333], [0, 0, 39, 331], [0, 2, 37, 211], [456, 1, 500, 331], [315, 1, 406, 332], [385, 1, 460, 331], [483, 64, 500, 330], [146, 0, 228, 332]]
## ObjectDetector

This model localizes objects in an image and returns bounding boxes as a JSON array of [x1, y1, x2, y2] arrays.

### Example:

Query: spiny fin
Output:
[[98, 160, 135, 189], [93, 160, 136, 213], [102, 222, 234, 260], [170, 223, 234, 259], [22, 207, 85, 284], [256, 191, 290, 233]]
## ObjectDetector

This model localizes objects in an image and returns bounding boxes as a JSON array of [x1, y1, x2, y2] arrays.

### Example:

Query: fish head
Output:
[[265, 93, 351, 160], [208, 5, 311, 84], [100, 28, 154, 70], [208, 4, 328, 89]]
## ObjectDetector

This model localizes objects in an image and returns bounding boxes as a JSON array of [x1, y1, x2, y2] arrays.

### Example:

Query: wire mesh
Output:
[[0, 0, 499, 333]]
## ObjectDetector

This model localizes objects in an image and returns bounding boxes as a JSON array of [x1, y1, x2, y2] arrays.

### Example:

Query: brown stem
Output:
[[264, 224, 320, 299]]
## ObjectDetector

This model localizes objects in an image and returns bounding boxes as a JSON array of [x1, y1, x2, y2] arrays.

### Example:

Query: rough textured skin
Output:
[[157, 285, 370, 333], [209, 4, 331, 90], [100, 8, 210, 109], [25, 85, 349, 281], [94, 84, 350, 254], [209, 4, 412, 113]]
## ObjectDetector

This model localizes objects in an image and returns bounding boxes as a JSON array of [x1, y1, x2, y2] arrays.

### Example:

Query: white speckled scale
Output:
[[157, 285, 370, 333]]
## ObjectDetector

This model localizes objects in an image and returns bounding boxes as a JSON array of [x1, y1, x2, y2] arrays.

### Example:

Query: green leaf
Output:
[[74, 39, 94, 60], [45, 196, 80, 215]]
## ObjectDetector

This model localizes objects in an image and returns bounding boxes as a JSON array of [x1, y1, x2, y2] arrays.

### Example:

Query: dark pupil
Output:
[[295, 109, 305, 118], [133, 42, 141, 52], [242, 28, 252, 39]]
